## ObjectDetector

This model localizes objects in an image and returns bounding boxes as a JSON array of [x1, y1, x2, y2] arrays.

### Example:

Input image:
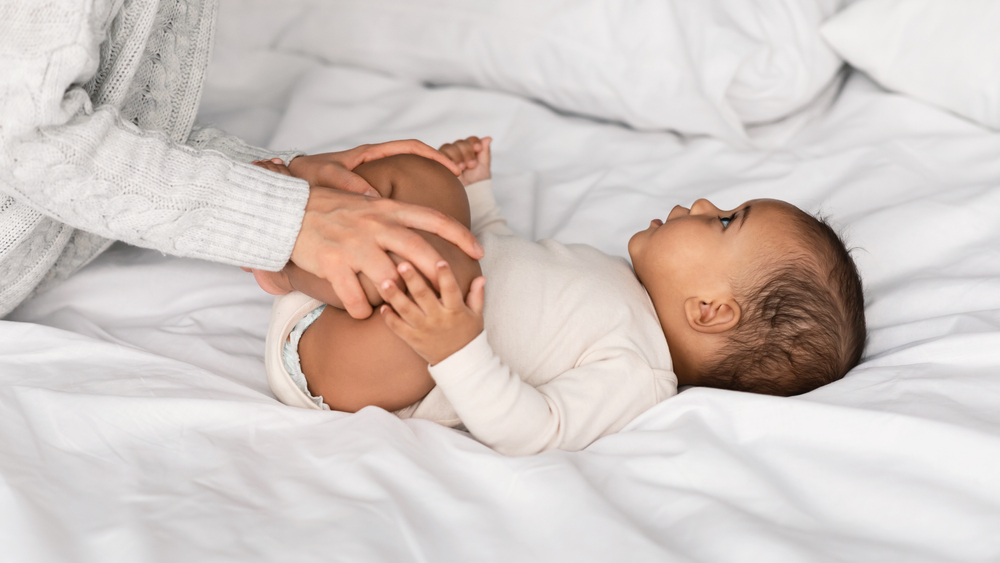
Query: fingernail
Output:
[[474, 242, 484, 255], [381, 280, 392, 290], [398, 263, 410, 273], [380, 305, 388, 314], [365, 189, 379, 197], [437, 261, 448, 269]]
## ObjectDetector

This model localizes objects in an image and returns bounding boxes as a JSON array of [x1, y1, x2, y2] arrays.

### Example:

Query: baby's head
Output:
[[629, 199, 865, 396]]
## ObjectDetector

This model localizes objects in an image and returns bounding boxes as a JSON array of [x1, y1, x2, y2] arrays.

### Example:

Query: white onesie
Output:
[[266, 180, 677, 456]]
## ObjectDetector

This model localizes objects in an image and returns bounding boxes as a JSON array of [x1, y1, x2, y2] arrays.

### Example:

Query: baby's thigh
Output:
[[296, 154, 482, 412], [298, 304, 432, 413], [285, 154, 480, 307], [357, 154, 481, 293]]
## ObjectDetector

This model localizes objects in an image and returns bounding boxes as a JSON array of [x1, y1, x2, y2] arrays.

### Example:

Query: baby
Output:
[[255, 137, 866, 456]]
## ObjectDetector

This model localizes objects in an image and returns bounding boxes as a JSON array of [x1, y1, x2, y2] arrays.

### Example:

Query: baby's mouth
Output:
[[665, 205, 689, 221]]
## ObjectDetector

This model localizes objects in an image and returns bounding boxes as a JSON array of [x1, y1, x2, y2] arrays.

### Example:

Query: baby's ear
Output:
[[684, 296, 741, 334]]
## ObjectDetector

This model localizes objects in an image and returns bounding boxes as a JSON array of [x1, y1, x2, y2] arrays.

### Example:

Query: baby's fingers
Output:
[[397, 262, 439, 311], [436, 261, 465, 309], [449, 139, 478, 169], [466, 276, 485, 316], [380, 305, 417, 341], [379, 279, 421, 323]]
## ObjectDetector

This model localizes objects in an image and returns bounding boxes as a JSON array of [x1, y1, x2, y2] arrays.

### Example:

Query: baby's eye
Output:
[[719, 213, 736, 228]]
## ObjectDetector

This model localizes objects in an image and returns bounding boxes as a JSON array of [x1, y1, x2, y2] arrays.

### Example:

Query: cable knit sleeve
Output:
[[428, 333, 665, 456], [0, 105, 310, 270], [0, 0, 312, 271], [185, 123, 305, 166]]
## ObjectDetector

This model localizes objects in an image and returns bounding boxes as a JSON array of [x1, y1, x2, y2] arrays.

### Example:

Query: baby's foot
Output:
[[439, 136, 492, 186], [249, 268, 293, 295]]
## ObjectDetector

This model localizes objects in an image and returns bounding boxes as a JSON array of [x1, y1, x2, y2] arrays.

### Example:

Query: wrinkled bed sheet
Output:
[[3, 11, 1000, 563]]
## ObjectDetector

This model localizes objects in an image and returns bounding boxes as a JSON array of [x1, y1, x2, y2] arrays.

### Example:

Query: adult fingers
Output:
[[358, 217, 447, 288], [293, 188, 420, 290], [330, 270, 374, 319], [319, 165, 381, 197], [252, 160, 281, 174], [381, 199, 484, 260]]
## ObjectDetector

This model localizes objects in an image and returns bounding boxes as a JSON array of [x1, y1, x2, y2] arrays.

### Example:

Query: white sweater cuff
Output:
[[201, 161, 311, 270]]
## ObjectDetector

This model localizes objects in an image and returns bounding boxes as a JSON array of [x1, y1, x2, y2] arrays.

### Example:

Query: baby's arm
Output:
[[382, 262, 657, 455], [431, 346, 659, 455]]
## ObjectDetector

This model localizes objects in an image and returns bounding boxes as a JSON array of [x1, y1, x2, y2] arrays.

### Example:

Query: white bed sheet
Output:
[[3, 8, 1000, 562]]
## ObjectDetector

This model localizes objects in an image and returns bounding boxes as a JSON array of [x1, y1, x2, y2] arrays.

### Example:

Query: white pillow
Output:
[[821, 0, 1000, 130], [274, 0, 844, 145]]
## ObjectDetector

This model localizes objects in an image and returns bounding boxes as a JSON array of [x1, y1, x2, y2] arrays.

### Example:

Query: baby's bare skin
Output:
[[296, 154, 483, 412]]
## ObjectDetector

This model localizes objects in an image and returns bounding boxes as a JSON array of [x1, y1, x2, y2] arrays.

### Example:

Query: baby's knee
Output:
[[356, 153, 455, 181], [355, 155, 470, 227]]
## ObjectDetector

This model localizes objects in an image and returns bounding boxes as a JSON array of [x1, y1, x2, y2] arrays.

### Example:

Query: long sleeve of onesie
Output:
[[422, 179, 673, 456], [429, 333, 662, 456], [465, 179, 514, 237]]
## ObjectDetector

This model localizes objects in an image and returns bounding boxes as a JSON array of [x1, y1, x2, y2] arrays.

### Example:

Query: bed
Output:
[[3, 0, 1000, 560]]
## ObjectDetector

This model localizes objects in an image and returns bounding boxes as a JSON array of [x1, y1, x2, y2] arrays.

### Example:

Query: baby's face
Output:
[[628, 198, 802, 304]]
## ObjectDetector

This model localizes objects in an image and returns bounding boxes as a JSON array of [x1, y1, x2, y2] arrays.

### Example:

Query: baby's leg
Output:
[[296, 155, 482, 412]]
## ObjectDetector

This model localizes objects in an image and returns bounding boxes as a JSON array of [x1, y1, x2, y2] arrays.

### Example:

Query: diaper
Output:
[[264, 291, 330, 410], [264, 291, 458, 425]]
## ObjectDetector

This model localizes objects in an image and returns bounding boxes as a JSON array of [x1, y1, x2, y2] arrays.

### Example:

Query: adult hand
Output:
[[292, 187, 484, 320], [287, 140, 462, 196]]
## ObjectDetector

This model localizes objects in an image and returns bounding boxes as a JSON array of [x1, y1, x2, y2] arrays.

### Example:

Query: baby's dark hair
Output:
[[700, 210, 866, 396]]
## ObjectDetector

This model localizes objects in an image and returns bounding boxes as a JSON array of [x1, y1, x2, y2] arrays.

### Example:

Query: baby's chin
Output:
[[626, 231, 642, 259], [626, 232, 650, 276]]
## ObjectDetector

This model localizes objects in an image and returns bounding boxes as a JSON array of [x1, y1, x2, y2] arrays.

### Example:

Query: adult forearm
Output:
[[1, 107, 310, 270]]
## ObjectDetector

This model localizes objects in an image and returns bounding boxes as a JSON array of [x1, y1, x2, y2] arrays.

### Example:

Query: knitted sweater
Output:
[[0, 0, 310, 317]]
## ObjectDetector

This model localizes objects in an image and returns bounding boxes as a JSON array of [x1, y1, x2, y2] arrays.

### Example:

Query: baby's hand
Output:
[[439, 136, 491, 187], [379, 261, 486, 365], [252, 158, 293, 176]]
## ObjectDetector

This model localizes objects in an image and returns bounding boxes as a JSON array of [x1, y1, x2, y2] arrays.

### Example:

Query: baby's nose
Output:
[[689, 198, 721, 215]]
